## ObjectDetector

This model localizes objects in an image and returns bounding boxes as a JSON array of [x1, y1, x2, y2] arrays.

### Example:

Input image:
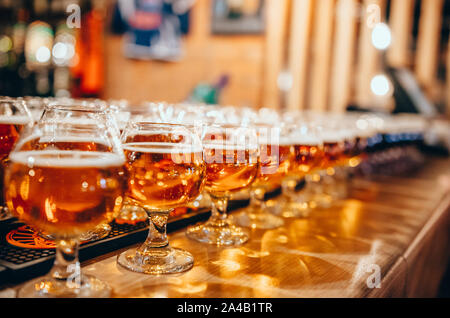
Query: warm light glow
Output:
[[371, 23, 391, 50], [36, 46, 51, 63], [44, 198, 58, 223], [277, 71, 293, 92], [52, 42, 67, 59], [0, 35, 12, 52], [370, 74, 391, 96]]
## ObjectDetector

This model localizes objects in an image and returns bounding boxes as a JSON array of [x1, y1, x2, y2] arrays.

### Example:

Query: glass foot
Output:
[[17, 274, 111, 298], [186, 221, 249, 246], [117, 246, 194, 275], [115, 204, 148, 224], [0, 206, 13, 221], [233, 208, 284, 229], [79, 223, 111, 241], [272, 196, 310, 218]]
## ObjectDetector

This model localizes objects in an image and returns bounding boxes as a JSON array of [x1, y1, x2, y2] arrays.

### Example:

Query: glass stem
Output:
[[208, 194, 229, 227], [248, 186, 266, 214], [281, 176, 298, 200], [50, 238, 81, 288], [139, 210, 170, 253]]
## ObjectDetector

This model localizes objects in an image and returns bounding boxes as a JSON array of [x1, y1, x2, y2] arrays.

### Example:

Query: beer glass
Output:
[[4, 103, 126, 297], [117, 122, 205, 274], [0, 97, 33, 221], [275, 122, 323, 218], [186, 124, 259, 246], [315, 123, 346, 206], [37, 99, 119, 242], [234, 124, 288, 229]]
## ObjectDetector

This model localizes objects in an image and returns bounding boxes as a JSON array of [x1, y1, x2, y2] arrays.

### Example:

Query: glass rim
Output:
[[44, 101, 108, 113]]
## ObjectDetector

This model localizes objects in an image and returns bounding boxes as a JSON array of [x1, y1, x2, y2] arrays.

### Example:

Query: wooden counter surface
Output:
[[1, 157, 450, 298]]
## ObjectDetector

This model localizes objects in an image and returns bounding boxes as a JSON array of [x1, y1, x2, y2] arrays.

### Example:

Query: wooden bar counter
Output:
[[1, 157, 449, 298]]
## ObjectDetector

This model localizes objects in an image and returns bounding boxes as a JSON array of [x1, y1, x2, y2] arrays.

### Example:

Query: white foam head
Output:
[[0, 115, 32, 125], [123, 142, 203, 153], [288, 134, 322, 145], [10, 150, 125, 168]]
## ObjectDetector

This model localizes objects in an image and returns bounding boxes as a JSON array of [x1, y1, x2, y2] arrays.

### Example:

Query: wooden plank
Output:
[[355, 0, 387, 108], [286, 0, 314, 111], [308, 0, 336, 112], [386, 0, 415, 67], [414, 0, 444, 90], [329, 0, 359, 113], [261, 0, 290, 110], [447, 39, 450, 116]]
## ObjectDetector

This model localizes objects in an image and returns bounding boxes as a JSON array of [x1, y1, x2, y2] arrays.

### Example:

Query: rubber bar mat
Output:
[[0, 198, 250, 285]]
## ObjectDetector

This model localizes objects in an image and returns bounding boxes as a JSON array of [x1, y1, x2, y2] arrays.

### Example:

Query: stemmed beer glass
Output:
[[233, 123, 288, 229], [186, 124, 259, 246], [4, 102, 126, 297], [117, 122, 205, 274], [0, 97, 34, 221]]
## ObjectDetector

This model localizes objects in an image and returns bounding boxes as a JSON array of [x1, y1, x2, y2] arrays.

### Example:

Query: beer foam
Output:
[[37, 135, 111, 145], [320, 132, 343, 143], [202, 142, 258, 151], [10, 150, 125, 168], [286, 135, 321, 145], [0, 115, 32, 125], [14, 135, 112, 151], [123, 142, 203, 153]]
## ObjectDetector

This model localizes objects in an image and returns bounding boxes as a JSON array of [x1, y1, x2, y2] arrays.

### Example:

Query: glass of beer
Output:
[[186, 124, 259, 246], [0, 97, 34, 221], [233, 124, 288, 229], [117, 122, 205, 274], [4, 103, 126, 297], [275, 122, 323, 218], [315, 124, 346, 206]]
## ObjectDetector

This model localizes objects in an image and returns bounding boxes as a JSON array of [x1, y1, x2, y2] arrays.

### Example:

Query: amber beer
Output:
[[203, 144, 259, 197], [287, 135, 323, 177], [0, 115, 30, 161], [320, 134, 345, 170], [0, 115, 31, 206], [255, 143, 291, 189], [123, 142, 205, 211], [4, 150, 126, 238]]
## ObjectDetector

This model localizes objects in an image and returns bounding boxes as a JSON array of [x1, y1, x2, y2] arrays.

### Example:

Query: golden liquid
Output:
[[321, 141, 344, 169], [0, 123, 23, 162], [203, 146, 259, 197], [123, 142, 205, 212], [346, 136, 368, 167], [5, 151, 126, 238], [0, 123, 25, 205], [126, 133, 184, 144], [254, 144, 291, 189], [290, 144, 323, 178]]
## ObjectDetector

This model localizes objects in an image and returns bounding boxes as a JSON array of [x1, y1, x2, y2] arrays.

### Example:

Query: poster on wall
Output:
[[211, 0, 265, 34], [112, 0, 194, 61]]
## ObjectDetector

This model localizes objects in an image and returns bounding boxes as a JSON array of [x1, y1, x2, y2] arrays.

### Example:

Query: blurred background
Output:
[[0, 0, 449, 117]]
